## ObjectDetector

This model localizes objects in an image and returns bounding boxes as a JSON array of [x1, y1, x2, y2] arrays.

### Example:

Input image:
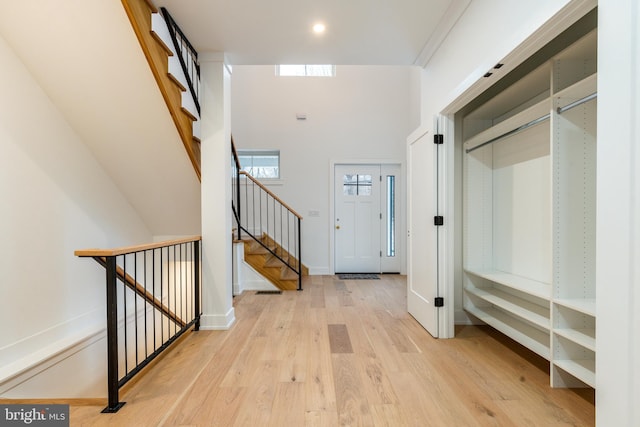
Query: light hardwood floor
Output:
[[69, 275, 594, 426]]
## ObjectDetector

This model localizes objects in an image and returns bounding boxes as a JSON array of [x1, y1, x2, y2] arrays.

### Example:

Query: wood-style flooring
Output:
[[69, 275, 595, 426]]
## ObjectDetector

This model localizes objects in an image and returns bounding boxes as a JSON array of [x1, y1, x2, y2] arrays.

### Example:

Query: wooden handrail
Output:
[[239, 171, 303, 219], [75, 236, 202, 257]]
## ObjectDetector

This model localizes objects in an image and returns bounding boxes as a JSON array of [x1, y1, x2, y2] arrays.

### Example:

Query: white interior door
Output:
[[334, 164, 381, 273], [407, 129, 440, 337]]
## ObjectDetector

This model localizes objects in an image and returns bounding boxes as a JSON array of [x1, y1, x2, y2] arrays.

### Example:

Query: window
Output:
[[276, 65, 336, 77], [237, 150, 280, 179], [386, 175, 396, 257], [343, 174, 372, 196]]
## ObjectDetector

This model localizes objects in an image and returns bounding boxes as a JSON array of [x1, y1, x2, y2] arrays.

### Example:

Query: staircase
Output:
[[239, 234, 308, 291], [122, 0, 201, 179], [232, 140, 305, 291]]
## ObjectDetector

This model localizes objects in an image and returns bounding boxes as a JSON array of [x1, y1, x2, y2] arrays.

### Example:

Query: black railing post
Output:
[[194, 241, 201, 331], [102, 256, 125, 413], [236, 167, 242, 241], [297, 217, 302, 291]]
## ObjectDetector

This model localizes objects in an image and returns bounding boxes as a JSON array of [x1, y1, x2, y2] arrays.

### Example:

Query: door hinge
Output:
[[434, 134, 444, 145], [380, 250, 382, 257], [434, 297, 444, 307], [380, 213, 382, 219], [434, 216, 444, 226]]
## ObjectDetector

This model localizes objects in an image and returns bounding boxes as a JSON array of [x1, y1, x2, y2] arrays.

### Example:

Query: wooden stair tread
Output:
[[239, 234, 306, 291], [280, 267, 298, 281], [168, 73, 187, 92], [264, 255, 285, 268], [181, 106, 197, 122], [150, 28, 174, 57]]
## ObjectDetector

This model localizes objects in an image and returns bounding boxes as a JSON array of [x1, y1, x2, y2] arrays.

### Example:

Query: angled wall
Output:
[[0, 33, 151, 397]]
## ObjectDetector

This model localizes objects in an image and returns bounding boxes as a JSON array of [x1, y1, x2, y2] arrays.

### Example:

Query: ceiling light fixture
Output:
[[313, 23, 326, 34]]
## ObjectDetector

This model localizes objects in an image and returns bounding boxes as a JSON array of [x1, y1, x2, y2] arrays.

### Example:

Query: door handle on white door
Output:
[[336, 225, 340, 229]]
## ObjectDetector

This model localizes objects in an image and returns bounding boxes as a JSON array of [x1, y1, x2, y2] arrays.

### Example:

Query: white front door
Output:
[[407, 128, 441, 337], [334, 164, 381, 273]]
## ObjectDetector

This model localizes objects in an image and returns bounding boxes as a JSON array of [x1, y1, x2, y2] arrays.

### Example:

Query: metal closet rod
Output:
[[465, 91, 597, 154], [557, 92, 597, 114], [465, 114, 550, 154]]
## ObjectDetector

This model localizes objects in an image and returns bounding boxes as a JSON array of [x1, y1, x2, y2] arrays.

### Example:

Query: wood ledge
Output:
[[75, 235, 201, 257]]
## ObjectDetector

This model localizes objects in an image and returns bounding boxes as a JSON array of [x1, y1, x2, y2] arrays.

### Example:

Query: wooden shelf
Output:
[[553, 73, 597, 106], [464, 98, 550, 152], [466, 286, 550, 330], [553, 328, 595, 352], [464, 303, 550, 360], [465, 269, 551, 300], [554, 299, 595, 316], [553, 359, 595, 388]]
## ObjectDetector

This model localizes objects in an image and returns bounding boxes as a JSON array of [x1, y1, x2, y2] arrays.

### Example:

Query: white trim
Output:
[[414, 0, 472, 67], [441, 0, 597, 115], [199, 307, 236, 330], [309, 267, 331, 275], [0, 308, 103, 371], [0, 324, 106, 394]]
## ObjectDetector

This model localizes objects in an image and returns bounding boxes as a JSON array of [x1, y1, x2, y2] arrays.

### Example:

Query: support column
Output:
[[198, 53, 234, 329], [597, 1, 640, 425]]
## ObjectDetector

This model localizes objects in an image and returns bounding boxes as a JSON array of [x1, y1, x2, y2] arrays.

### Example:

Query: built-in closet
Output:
[[459, 13, 597, 389]]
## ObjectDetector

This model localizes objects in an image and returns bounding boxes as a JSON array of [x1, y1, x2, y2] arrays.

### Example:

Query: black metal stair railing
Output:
[[232, 139, 303, 290], [160, 7, 200, 115], [75, 237, 201, 413]]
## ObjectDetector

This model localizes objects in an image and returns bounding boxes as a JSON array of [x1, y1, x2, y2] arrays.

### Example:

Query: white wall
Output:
[[231, 65, 418, 274], [596, 1, 640, 425], [0, 33, 152, 397]]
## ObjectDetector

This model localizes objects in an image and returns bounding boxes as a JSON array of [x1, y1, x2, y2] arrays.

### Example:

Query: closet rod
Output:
[[556, 92, 597, 114], [465, 114, 550, 154]]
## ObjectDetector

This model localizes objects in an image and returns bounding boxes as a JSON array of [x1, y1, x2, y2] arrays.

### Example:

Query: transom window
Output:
[[237, 150, 280, 179], [276, 65, 336, 77]]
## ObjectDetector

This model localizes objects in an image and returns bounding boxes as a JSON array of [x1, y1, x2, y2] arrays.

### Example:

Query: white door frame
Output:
[[329, 159, 406, 275]]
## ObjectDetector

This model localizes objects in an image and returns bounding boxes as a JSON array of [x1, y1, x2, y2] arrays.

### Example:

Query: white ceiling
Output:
[[156, 0, 467, 65]]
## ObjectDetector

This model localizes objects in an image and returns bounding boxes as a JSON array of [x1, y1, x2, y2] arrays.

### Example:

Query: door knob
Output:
[[335, 225, 340, 229]]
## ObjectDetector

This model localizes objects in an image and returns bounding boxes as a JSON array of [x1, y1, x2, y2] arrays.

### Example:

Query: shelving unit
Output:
[[461, 28, 597, 389]]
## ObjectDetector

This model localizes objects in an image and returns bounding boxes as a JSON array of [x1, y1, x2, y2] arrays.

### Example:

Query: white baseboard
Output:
[[309, 267, 331, 275], [199, 307, 236, 331]]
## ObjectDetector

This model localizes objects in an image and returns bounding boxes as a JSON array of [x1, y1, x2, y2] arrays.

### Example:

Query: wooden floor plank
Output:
[[67, 275, 594, 426], [327, 324, 354, 354]]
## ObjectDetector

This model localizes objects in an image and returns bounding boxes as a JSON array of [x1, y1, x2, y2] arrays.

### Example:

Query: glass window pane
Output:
[[343, 174, 357, 185], [358, 174, 372, 185], [277, 64, 335, 77], [358, 185, 372, 196], [237, 150, 280, 179], [343, 185, 357, 196], [386, 175, 396, 257]]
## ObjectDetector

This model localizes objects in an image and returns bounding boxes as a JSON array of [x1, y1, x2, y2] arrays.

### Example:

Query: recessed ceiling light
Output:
[[313, 23, 326, 34]]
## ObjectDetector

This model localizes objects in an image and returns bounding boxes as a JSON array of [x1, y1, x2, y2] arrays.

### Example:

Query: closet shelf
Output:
[[553, 328, 596, 351], [553, 359, 595, 388], [464, 98, 550, 152], [465, 286, 550, 330], [464, 304, 550, 360], [554, 298, 595, 316], [465, 269, 551, 300], [553, 73, 597, 106]]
